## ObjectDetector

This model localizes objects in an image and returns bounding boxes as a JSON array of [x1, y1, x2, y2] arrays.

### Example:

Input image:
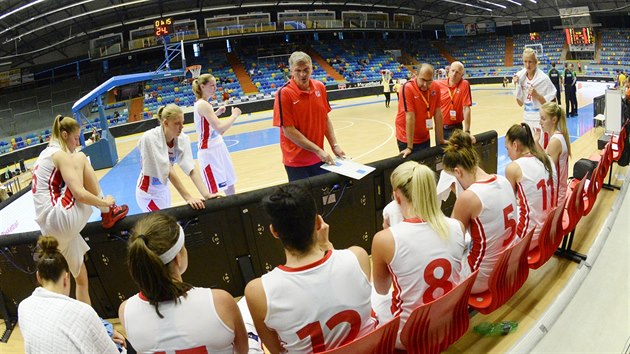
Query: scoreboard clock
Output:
[[565, 28, 593, 45], [154, 18, 173, 37]]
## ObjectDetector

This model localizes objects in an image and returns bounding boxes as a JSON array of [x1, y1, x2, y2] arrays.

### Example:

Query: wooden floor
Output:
[[2, 83, 625, 353]]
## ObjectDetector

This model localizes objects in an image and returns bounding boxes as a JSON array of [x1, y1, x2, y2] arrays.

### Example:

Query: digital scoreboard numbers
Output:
[[565, 28, 593, 45], [154, 18, 173, 37]]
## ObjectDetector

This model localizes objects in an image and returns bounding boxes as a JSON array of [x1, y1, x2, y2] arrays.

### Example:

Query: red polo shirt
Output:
[[395, 79, 441, 144], [436, 79, 472, 125], [273, 78, 331, 167]]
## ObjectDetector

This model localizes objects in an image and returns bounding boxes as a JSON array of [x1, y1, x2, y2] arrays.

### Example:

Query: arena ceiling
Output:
[[0, 0, 627, 68]]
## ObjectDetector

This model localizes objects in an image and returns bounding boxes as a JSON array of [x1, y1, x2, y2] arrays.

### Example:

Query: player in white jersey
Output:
[[443, 130, 519, 294], [192, 74, 241, 195], [537, 102, 571, 205], [136, 104, 217, 212], [119, 213, 250, 354], [245, 184, 375, 354], [32, 115, 128, 305], [505, 123, 557, 250], [514, 48, 557, 131], [372, 161, 469, 349]]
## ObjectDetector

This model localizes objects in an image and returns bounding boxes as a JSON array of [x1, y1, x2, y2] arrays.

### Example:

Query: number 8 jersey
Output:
[[261, 249, 376, 353]]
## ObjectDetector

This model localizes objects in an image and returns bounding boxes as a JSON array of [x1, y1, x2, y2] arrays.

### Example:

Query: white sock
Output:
[[97, 192, 109, 213]]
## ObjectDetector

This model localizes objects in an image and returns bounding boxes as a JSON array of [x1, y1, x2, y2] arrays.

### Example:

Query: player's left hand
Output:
[[332, 145, 346, 159], [186, 197, 206, 210]]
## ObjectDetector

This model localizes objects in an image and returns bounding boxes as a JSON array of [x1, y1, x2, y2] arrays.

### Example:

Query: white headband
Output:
[[158, 225, 185, 264]]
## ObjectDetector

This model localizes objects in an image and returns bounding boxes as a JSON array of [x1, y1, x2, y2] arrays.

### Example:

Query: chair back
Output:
[[528, 206, 563, 269], [582, 159, 602, 216], [469, 228, 533, 314], [398, 270, 479, 354], [562, 177, 586, 234], [321, 316, 400, 354]]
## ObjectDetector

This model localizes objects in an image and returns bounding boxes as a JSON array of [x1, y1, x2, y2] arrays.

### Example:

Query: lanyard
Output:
[[419, 89, 431, 118], [448, 85, 457, 108]]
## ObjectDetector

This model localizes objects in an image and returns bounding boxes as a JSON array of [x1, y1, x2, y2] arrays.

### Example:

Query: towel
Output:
[[138, 126, 195, 184], [436, 170, 463, 202]]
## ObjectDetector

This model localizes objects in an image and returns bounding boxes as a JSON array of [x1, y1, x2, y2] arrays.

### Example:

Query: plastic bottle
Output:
[[473, 321, 518, 336]]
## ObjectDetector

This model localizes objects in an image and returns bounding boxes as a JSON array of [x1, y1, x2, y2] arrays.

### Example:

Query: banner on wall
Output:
[[476, 22, 496, 33], [464, 23, 477, 35], [0, 69, 21, 88], [445, 23, 465, 37]]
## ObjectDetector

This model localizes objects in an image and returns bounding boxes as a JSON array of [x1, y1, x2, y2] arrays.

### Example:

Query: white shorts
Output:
[[198, 141, 236, 193], [135, 177, 171, 212], [35, 201, 93, 278]]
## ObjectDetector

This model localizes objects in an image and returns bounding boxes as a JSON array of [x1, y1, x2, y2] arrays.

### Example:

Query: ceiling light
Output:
[[504, 0, 522, 5], [0, 0, 47, 22], [479, 0, 507, 9], [442, 0, 493, 12]]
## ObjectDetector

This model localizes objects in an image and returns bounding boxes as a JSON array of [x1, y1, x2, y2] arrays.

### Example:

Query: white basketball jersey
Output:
[[124, 287, 235, 354], [194, 100, 223, 150], [32, 142, 75, 217], [261, 249, 376, 353], [466, 175, 518, 293], [388, 218, 468, 327], [514, 156, 555, 248], [549, 132, 569, 204]]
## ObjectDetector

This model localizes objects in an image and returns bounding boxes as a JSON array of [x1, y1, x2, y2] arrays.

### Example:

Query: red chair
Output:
[[396, 270, 479, 354], [604, 121, 628, 189], [321, 316, 400, 354], [468, 228, 534, 314], [561, 177, 587, 236], [527, 206, 562, 269]]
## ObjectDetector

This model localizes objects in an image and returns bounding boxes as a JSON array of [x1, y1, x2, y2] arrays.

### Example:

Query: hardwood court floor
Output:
[[1, 82, 624, 353]]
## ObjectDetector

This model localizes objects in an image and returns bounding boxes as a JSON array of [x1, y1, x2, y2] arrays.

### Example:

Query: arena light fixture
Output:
[[0, 0, 47, 22], [479, 0, 507, 9], [504, 0, 522, 5], [442, 0, 493, 12], [0, 0, 95, 37]]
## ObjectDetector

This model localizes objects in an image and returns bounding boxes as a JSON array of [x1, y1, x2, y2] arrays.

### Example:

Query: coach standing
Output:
[[396, 63, 444, 158], [273, 51, 345, 182], [436, 61, 474, 142]]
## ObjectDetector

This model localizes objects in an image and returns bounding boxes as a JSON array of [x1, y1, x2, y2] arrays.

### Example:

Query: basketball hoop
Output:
[[186, 65, 202, 79]]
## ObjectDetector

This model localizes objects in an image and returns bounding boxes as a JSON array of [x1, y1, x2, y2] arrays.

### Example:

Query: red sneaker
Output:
[[102, 204, 129, 229]]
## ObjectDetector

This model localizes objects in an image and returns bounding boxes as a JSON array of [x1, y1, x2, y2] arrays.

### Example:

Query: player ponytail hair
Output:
[[391, 161, 449, 240], [541, 102, 572, 156], [506, 123, 554, 180], [192, 73, 215, 100], [127, 213, 192, 318], [156, 104, 183, 125], [51, 115, 80, 152], [35, 236, 69, 284], [443, 129, 479, 174]]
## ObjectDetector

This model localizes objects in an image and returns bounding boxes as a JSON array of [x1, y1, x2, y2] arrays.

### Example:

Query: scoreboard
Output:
[[565, 27, 593, 45], [154, 18, 173, 37]]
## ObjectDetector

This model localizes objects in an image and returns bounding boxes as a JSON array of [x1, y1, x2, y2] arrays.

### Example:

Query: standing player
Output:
[[436, 61, 474, 142], [245, 184, 375, 353], [371, 161, 468, 349], [273, 51, 346, 182], [192, 73, 241, 195], [505, 123, 556, 250], [443, 130, 518, 293], [136, 104, 216, 212], [514, 48, 557, 131], [548, 62, 562, 104], [537, 102, 571, 204], [32, 115, 128, 305], [120, 213, 249, 354], [381, 70, 392, 108], [396, 63, 444, 158]]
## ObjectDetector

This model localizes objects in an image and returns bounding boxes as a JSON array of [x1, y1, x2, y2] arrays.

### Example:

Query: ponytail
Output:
[[443, 129, 479, 173], [35, 236, 69, 283], [51, 115, 80, 152], [391, 161, 449, 240], [156, 104, 183, 125], [506, 123, 554, 180], [192, 73, 215, 100], [541, 101, 572, 156], [127, 213, 192, 318]]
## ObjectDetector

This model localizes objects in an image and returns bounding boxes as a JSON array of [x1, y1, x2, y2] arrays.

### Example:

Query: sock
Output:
[[97, 192, 109, 213]]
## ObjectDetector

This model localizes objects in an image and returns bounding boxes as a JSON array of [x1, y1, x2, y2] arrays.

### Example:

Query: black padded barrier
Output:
[[0, 130, 497, 323]]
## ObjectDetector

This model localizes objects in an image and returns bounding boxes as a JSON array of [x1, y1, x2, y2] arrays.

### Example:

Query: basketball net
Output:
[[186, 65, 202, 79]]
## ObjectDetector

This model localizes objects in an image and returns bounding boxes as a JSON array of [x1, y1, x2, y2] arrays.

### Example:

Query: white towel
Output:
[[436, 170, 463, 202], [138, 126, 195, 184]]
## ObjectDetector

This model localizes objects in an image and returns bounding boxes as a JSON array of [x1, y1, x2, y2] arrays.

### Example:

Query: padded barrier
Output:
[[0, 131, 497, 320]]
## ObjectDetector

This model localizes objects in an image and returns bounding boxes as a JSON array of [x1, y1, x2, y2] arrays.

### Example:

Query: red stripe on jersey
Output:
[[471, 175, 497, 185], [200, 116, 210, 149], [468, 217, 487, 271], [61, 187, 75, 209], [516, 183, 530, 239], [138, 175, 150, 193], [387, 264, 403, 317], [48, 168, 64, 206], [147, 200, 160, 211], [203, 165, 218, 194], [278, 250, 332, 272]]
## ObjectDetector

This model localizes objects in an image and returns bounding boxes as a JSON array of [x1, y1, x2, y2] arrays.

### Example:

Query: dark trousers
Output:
[[397, 139, 430, 154], [553, 84, 561, 103], [443, 122, 464, 141], [384, 92, 391, 107], [285, 162, 328, 182], [565, 86, 577, 116]]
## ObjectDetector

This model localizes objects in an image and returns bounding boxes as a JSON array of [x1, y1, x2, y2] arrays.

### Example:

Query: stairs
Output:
[[306, 49, 346, 82], [128, 97, 143, 122], [433, 42, 456, 63], [226, 53, 258, 95], [505, 37, 514, 67]]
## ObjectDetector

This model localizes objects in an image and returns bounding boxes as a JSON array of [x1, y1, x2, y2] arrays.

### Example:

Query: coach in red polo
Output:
[[396, 64, 444, 158], [436, 61, 475, 143], [273, 51, 345, 181]]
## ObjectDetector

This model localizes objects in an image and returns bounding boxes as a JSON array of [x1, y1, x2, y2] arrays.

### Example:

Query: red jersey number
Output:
[[296, 309, 362, 352]]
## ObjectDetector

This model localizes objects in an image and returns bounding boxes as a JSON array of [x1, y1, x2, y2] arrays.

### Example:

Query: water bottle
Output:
[[473, 321, 518, 336]]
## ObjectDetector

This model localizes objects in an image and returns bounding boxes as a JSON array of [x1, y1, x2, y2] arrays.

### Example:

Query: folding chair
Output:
[[469, 228, 534, 314], [320, 316, 400, 354], [395, 270, 478, 354]]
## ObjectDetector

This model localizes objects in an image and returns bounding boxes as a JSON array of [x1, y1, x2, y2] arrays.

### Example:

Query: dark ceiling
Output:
[[0, 0, 627, 68]]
